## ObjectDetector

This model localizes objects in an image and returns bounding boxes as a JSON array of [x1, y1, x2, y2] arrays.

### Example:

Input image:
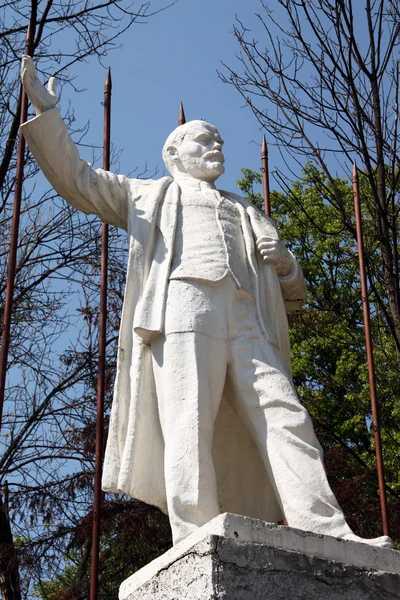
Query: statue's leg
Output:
[[227, 291, 353, 539], [151, 281, 229, 544]]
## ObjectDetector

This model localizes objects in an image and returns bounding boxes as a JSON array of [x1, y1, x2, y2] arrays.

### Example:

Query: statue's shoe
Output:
[[340, 532, 394, 548]]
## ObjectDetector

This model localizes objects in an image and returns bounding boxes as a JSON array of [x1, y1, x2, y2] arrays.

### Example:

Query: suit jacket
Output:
[[22, 108, 307, 522]]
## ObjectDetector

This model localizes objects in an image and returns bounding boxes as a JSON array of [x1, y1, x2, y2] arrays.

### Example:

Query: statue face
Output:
[[173, 123, 225, 182]]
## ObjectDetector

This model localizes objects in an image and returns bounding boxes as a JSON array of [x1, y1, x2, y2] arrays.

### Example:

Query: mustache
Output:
[[203, 150, 225, 162]]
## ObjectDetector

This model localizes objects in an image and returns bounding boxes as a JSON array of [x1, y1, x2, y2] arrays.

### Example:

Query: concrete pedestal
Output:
[[120, 513, 400, 600]]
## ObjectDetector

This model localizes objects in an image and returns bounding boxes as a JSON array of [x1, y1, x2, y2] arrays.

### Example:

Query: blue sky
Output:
[[57, 0, 275, 193]]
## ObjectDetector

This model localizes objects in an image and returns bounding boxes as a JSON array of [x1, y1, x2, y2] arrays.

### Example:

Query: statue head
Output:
[[162, 120, 225, 183]]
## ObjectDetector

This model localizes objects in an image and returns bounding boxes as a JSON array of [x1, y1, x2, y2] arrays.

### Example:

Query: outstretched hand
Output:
[[21, 55, 57, 116]]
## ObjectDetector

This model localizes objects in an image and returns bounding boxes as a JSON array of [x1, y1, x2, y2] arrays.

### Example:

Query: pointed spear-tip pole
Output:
[[352, 162, 390, 537], [261, 135, 271, 217], [90, 67, 112, 600], [0, 23, 35, 429], [178, 101, 186, 125]]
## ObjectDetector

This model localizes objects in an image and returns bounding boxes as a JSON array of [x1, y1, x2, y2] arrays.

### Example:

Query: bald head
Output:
[[162, 120, 225, 183]]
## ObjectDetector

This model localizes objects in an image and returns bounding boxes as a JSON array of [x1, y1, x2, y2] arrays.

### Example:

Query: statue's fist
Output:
[[257, 237, 293, 275], [21, 55, 57, 116]]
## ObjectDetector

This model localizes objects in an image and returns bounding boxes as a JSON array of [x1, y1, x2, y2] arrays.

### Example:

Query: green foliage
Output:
[[237, 166, 400, 540], [34, 500, 171, 600]]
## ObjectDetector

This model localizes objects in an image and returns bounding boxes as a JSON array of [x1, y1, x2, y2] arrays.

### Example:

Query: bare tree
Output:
[[0, 2, 172, 598], [221, 0, 400, 353]]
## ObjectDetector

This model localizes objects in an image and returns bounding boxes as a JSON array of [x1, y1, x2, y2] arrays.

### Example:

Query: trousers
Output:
[[151, 276, 351, 544]]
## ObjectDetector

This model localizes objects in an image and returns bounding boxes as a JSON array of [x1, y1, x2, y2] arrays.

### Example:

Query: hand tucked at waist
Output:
[[256, 237, 293, 277]]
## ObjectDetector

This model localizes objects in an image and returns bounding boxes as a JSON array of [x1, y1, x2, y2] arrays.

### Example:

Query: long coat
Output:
[[22, 108, 307, 523]]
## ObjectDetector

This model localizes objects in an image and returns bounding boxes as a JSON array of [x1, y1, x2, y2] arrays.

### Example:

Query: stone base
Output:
[[120, 513, 400, 600]]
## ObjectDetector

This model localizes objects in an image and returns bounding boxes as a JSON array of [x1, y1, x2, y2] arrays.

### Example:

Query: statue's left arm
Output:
[[249, 206, 307, 313]]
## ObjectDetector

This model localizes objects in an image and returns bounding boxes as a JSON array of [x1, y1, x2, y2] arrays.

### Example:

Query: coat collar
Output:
[[173, 175, 216, 192]]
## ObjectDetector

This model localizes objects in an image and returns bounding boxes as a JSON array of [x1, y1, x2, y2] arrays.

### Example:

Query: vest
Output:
[[169, 188, 253, 294]]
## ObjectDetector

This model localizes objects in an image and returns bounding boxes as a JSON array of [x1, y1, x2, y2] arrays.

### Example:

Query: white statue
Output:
[[21, 56, 392, 548]]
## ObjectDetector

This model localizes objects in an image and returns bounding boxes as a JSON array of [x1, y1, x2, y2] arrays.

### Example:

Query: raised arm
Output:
[[21, 56, 128, 230]]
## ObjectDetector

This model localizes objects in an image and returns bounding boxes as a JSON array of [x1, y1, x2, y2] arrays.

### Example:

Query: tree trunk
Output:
[[0, 491, 21, 600]]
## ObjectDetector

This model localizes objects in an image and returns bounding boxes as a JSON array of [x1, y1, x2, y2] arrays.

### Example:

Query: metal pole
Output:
[[352, 162, 390, 536], [0, 24, 35, 428], [178, 101, 186, 125], [261, 135, 271, 217], [90, 67, 112, 600]]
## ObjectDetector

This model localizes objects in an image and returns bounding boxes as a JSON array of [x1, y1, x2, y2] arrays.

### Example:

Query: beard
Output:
[[186, 158, 225, 181]]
